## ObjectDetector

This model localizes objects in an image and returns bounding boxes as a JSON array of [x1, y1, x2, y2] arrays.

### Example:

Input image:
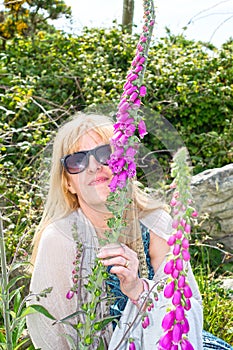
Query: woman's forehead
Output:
[[77, 130, 104, 150], [67, 130, 106, 154]]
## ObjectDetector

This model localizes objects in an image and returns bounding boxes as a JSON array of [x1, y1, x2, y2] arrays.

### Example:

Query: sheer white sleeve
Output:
[[27, 222, 78, 350]]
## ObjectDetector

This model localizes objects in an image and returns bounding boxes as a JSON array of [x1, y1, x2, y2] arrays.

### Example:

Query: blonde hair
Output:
[[31, 112, 167, 267]]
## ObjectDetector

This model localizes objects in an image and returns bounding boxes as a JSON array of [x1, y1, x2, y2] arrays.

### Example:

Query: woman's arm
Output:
[[27, 225, 77, 350]]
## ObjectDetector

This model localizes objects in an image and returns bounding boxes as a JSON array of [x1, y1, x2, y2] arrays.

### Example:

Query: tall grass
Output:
[[191, 228, 233, 345]]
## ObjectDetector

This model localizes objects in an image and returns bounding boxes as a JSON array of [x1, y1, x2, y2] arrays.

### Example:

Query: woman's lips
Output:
[[89, 177, 109, 186]]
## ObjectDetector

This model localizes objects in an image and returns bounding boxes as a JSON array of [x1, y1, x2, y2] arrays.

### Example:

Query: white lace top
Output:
[[27, 208, 203, 349]]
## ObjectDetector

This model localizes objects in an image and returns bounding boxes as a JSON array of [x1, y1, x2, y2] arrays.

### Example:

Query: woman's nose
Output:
[[86, 155, 102, 173]]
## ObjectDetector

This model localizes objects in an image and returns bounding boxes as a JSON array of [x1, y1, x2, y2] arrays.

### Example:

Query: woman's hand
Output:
[[97, 243, 144, 301]]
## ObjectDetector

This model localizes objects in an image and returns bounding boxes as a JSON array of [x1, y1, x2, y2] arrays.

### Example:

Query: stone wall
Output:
[[191, 163, 233, 251]]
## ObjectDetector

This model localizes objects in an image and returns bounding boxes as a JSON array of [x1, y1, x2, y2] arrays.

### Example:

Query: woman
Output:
[[27, 113, 230, 350]]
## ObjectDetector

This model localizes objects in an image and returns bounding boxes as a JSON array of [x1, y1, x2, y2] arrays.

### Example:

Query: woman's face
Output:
[[66, 130, 113, 212]]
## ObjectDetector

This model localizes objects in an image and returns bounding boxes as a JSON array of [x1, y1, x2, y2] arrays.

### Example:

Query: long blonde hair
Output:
[[31, 113, 167, 267]]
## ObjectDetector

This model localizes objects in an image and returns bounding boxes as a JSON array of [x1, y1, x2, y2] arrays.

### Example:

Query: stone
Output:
[[191, 163, 233, 251]]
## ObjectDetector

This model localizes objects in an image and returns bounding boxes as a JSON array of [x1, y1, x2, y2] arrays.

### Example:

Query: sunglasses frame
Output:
[[60, 144, 111, 174]]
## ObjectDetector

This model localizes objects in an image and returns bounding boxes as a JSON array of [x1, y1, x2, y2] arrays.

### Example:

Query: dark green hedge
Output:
[[1, 26, 233, 257]]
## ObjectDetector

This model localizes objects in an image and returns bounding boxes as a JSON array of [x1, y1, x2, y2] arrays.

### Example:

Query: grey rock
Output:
[[191, 163, 233, 251]]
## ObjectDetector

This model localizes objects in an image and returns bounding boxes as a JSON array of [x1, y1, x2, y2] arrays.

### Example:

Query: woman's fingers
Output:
[[100, 255, 130, 268], [97, 243, 136, 260], [97, 243, 144, 299]]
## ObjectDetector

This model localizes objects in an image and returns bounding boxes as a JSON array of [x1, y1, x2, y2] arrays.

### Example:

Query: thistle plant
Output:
[[158, 148, 197, 350]]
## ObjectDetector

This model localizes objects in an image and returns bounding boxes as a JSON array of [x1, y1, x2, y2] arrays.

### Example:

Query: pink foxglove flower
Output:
[[167, 235, 176, 246], [182, 317, 190, 333], [142, 315, 150, 329], [183, 284, 193, 298], [172, 323, 183, 343], [164, 281, 175, 298], [66, 290, 74, 300], [138, 119, 147, 138], [158, 331, 173, 348], [139, 85, 147, 96], [129, 341, 136, 350], [171, 219, 179, 228], [164, 259, 175, 274], [160, 148, 195, 349], [161, 310, 176, 330], [175, 305, 185, 321], [191, 210, 198, 217], [172, 289, 182, 306], [178, 275, 186, 288], [182, 249, 191, 261], [181, 339, 195, 350]]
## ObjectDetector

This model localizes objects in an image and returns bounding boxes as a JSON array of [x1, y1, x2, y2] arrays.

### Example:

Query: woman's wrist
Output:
[[130, 279, 149, 307]]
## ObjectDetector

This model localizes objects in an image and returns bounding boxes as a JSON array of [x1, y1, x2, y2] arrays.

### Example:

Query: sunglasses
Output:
[[61, 144, 112, 174]]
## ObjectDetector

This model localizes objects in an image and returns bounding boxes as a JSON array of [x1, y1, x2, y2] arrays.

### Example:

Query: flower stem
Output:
[[0, 213, 13, 350]]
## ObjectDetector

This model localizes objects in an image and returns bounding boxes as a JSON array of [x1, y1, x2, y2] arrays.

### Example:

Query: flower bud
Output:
[[172, 290, 182, 306], [191, 210, 198, 217], [173, 244, 181, 256], [170, 198, 177, 207], [171, 345, 178, 350], [172, 219, 179, 228], [167, 235, 176, 246], [183, 284, 193, 298], [129, 91, 139, 102], [172, 268, 180, 279], [182, 317, 190, 333], [172, 323, 183, 343], [182, 249, 190, 262], [138, 119, 147, 138], [164, 259, 175, 274], [164, 281, 175, 298], [178, 275, 186, 288], [159, 331, 172, 348], [176, 258, 183, 271], [181, 339, 194, 350], [66, 290, 74, 300], [175, 305, 185, 321], [135, 65, 143, 73], [162, 310, 175, 330], [184, 224, 191, 234], [182, 238, 189, 249], [142, 315, 150, 329], [175, 229, 183, 239], [139, 85, 147, 97], [180, 218, 186, 227], [129, 341, 136, 350], [184, 298, 191, 311]]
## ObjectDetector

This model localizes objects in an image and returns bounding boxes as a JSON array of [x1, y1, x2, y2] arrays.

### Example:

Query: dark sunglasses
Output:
[[61, 144, 112, 174]]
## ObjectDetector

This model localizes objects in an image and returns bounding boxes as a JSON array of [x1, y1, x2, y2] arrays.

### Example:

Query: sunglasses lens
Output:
[[65, 153, 87, 174], [95, 145, 112, 165], [63, 145, 112, 174]]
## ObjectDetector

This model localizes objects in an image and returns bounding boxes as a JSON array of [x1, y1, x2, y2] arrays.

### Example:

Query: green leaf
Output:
[[96, 338, 105, 350], [25, 304, 56, 320], [54, 310, 86, 324], [93, 315, 117, 331], [6, 275, 25, 291]]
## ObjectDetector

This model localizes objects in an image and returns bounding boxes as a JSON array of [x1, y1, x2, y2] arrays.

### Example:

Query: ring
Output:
[[124, 259, 130, 268]]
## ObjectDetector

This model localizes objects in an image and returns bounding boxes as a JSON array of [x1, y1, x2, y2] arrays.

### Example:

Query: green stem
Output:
[[0, 213, 13, 350]]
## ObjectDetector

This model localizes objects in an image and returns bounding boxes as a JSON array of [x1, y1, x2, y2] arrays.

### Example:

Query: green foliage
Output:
[[0, 0, 71, 46], [190, 216, 233, 345], [194, 268, 233, 345]]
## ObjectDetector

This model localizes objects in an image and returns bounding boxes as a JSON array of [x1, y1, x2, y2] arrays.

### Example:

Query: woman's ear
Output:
[[65, 178, 76, 195]]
